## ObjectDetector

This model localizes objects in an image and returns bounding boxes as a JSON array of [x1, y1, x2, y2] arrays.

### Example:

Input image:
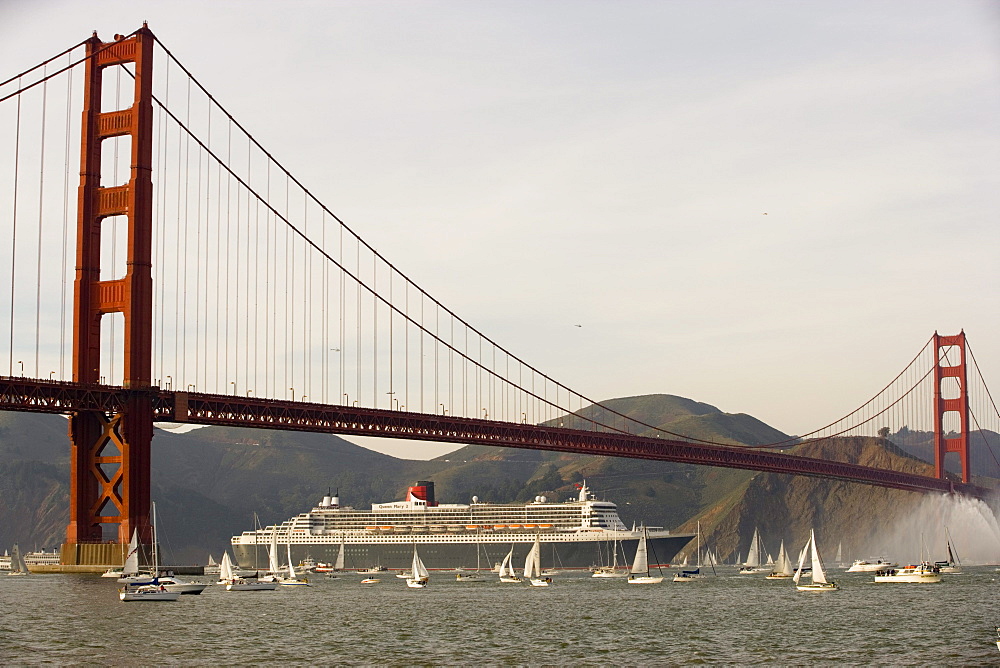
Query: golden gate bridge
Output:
[[0, 25, 997, 567]]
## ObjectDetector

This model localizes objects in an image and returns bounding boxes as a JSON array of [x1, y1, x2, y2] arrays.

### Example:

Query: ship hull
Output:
[[233, 534, 693, 571]]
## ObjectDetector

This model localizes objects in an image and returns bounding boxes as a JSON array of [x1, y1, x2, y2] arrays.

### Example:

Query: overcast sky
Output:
[[4, 1, 999, 459]]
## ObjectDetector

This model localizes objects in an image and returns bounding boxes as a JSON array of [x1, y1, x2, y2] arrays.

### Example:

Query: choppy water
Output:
[[2, 567, 999, 665]]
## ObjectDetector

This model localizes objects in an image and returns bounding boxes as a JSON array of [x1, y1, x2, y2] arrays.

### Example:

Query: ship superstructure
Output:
[[232, 481, 694, 571]]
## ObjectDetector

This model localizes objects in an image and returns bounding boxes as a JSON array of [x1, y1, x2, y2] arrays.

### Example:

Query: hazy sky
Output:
[[4, 1, 999, 459]]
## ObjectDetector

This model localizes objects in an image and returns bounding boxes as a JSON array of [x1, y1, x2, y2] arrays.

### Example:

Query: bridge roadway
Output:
[[0, 376, 987, 498]]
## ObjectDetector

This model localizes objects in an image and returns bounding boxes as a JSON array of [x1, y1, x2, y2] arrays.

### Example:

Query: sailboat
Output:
[[934, 528, 962, 574], [120, 504, 181, 601], [258, 529, 283, 583], [203, 554, 220, 575], [7, 544, 29, 576], [739, 527, 768, 573], [793, 529, 838, 592], [456, 540, 486, 582], [629, 526, 664, 584], [835, 542, 844, 568], [103, 531, 139, 578], [498, 545, 521, 583], [219, 551, 277, 591], [673, 521, 703, 582], [592, 536, 627, 578], [406, 545, 430, 588], [523, 534, 551, 586], [765, 540, 795, 579], [279, 543, 311, 586]]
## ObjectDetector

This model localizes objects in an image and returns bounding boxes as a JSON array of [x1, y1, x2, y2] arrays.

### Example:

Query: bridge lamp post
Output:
[[301, 395, 307, 402], [17, 360, 23, 375], [187, 384, 195, 392], [50, 371, 55, 380], [521, 412, 526, 424], [440, 403, 447, 415], [246, 389, 253, 397], [353, 400, 358, 407], [289, 387, 295, 402], [166, 375, 171, 389], [483, 408, 488, 419], [230, 381, 235, 394], [343, 393, 349, 406]]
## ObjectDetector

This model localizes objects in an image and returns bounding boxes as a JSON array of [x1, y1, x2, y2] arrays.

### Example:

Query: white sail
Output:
[[207, 554, 217, 566], [631, 530, 649, 576], [334, 538, 345, 570], [411, 547, 429, 579], [268, 530, 280, 573], [745, 528, 761, 568], [774, 540, 793, 576], [500, 546, 515, 578], [219, 551, 234, 580], [809, 530, 828, 584], [835, 541, 843, 566], [123, 529, 140, 576], [11, 544, 27, 574], [792, 533, 809, 584], [287, 544, 297, 579], [523, 536, 541, 579]]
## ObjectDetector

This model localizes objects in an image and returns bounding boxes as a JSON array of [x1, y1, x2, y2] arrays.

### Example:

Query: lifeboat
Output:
[[522, 524, 537, 530], [393, 526, 411, 533], [378, 526, 393, 531], [365, 526, 380, 533], [446, 525, 464, 532], [538, 524, 554, 531], [465, 525, 479, 531], [493, 525, 507, 530], [507, 524, 522, 530], [411, 525, 428, 533], [428, 525, 445, 532]]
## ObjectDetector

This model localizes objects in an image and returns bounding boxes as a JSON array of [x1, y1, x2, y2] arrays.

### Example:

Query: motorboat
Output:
[[360, 577, 380, 584], [846, 558, 896, 573], [873, 562, 942, 583]]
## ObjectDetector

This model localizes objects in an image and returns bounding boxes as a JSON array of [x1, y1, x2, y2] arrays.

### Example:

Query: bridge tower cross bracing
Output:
[[933, 331, 971, 483], [64, 26, 155, 564]]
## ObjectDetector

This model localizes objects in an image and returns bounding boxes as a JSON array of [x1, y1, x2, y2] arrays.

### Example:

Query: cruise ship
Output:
[[232, 481, 695, 571]]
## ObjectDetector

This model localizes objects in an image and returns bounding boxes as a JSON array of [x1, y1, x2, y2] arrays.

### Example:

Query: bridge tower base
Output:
[[933, 331, 971, 484]]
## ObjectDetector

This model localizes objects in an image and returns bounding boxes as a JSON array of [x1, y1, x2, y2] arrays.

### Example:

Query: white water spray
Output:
[[870, 494, 1000, 565]]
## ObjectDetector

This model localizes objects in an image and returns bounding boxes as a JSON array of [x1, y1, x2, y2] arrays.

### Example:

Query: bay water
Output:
[[2, 567, 998, 665]]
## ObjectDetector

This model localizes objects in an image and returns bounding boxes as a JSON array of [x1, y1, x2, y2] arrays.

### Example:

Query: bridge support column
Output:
[[65, 27, 155, 563], [933, 331, 970, 484]]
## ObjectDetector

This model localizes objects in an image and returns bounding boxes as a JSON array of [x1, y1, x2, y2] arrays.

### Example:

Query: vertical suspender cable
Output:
[[35, 65, 48, 376], [8, 76, 21, 375], [60, 55, 74, 379]]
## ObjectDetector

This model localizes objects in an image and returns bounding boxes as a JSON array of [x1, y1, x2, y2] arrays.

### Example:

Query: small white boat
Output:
[[934, 529, 962, 574], [360, 578, 381, 584], [218, 552, 278, 591], [628, 526, 663, 584], [738, 527, 769, 573], [406, 546, 430, 588], [523, 535, 552, 587], [203, 554, 221, 575], [765, 540, 795, 579], [455, 572, 486, 582], [7, 544, 29, 577], [119, 582, 180, 602], [873, 563, 942, 583], [359, 565, 387, 575], [672, 522, 704, 582], [498, 546, 521, 583], [793, 529, 838, 592], [846, 558, 896, 573], [279, 544, 311, 586]]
